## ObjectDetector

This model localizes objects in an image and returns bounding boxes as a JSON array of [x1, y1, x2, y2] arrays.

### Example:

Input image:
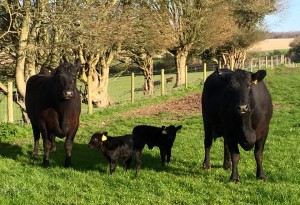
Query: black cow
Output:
[[201, 68, 273, 182], [132, 125, 182, 175], [88, 132, 134, 174], [25, 60, 81, 167]]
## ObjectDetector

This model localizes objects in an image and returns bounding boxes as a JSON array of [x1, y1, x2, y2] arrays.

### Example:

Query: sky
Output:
[[264, 0, 300, 32]]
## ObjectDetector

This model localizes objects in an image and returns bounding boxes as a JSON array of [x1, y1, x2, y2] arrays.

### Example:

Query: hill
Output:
[[248, 38, 294, 52]]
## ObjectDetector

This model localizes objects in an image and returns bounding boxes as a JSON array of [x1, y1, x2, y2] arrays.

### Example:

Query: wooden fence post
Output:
[[161, 69, 165, 96], [203, 63, 207, 82], [271, 56, 274, 69], [265, 56, 268, 69], [281, 55, 284, 64], [131, 72, 135, 103], [7, 82, 13, 123]]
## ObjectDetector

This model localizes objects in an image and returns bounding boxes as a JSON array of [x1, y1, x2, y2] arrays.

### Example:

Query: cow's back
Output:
[[132, 125, 162, 148], [25, 75, 52, 126]]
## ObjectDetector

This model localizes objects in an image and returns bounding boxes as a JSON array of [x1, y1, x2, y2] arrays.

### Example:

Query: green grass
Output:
[[1, 67, 300, 204]]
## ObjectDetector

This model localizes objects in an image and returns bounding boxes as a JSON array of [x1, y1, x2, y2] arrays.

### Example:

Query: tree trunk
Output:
[[172, 46, 189, 86], [222, 48, 247, 70], [84, 51, 114, 108], [142, 54, 154, 96], [15, 9, 31, 98], [26, 21, 40, 77], [93, 57, 110, 107]]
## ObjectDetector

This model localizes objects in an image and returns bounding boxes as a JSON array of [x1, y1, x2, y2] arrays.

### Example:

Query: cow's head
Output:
[[54, 59, 81, 100], [161, 125, 182, 146], [88, 132, 108, 149], [218, 69, 266, 150], [219, 69, 266, 115]]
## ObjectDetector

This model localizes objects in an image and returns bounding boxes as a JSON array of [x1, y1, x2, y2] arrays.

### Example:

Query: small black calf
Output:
[[132, 125, 182, 175], [88, 132, 134, 174]]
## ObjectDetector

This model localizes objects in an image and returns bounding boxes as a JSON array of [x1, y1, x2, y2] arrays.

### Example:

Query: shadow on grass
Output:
[[28, 141, 175, 174], [0, 140, 194, 176], [0, 142, 23, 160]]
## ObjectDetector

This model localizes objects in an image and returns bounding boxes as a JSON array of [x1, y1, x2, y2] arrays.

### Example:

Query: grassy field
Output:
[[0, 66, 300, 204]]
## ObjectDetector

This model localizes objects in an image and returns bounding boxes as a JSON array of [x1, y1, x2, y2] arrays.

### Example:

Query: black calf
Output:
[[88, 132, 134, 174], [132, 125, 182, 176]]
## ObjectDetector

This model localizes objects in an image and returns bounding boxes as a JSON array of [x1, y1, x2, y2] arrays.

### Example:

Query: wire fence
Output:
[[0, 56, 299, 124]]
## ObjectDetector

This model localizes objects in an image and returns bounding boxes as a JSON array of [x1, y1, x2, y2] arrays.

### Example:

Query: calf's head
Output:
[[161, 125, 182, 146], [54, 60, 81, 100], [88, 132, 108, 149]]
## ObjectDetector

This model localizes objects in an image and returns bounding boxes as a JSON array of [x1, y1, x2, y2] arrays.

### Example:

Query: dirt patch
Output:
[[121, 93, 202, 117]]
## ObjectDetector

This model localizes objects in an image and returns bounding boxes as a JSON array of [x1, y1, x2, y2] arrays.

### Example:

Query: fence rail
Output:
[[0, 56, 299, 124]]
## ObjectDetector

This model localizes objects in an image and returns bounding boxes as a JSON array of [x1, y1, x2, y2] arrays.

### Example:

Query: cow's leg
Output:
[[42, 135, 51, 167], [39, 123, 51, 167], [50, 135, 56, 152], [202, 123, 213, 170], [124, 157, 132, 171], [160, 148, 167, 166], [223, 139, 231, 170], [166, 148, 171, 164], [64, 126, 78, 168], [254, 133, 268, 180], [64, 137, 74, 168], [229, 143, 240, 182], [32, 125, 40, 156], [134, 150, 142, 177], [110, 160, 117, 174]]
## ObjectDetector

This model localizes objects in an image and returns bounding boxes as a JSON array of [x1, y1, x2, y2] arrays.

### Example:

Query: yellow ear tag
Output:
[[252, 80, 258, 85], [162, 130, 167, 135], [102, 135, 107, 141]]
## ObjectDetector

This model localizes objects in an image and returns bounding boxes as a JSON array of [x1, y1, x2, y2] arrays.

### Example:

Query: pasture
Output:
[[0, 66, 300, 204]]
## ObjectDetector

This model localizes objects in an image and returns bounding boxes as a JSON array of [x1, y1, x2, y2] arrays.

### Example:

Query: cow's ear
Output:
[[252, 70, 266, 84], [176, 125, 182, 132], [103, 131, 108, 136], [73, 59, 81, 73]]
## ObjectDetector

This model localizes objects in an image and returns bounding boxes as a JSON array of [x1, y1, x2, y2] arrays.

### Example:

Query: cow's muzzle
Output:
[[63, 90, 74, 99], [237, 104, 250, 114]]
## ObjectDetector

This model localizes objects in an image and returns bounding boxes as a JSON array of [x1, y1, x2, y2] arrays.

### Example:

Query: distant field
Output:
[[248, 38, 295, 52]]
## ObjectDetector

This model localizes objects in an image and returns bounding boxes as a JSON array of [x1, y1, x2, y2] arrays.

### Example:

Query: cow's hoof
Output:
[[229, 177, 240, 183], [256, 176, 266, 181], [202, 163, 211, 171], [223, 163, 231, 170], [43, 160, 50, 167], [32, 150, 39, 157]]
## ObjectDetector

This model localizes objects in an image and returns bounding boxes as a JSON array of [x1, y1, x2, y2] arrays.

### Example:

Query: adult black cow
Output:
[[25, 60, 81, 167], [201, 68, 273, 182]]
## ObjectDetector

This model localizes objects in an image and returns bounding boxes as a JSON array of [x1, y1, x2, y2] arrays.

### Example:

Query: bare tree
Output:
[[69, 1, 138, 107], [124, 4, 175, 95], [202, 0, 285, 69], [157, 0, 235, 86]]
